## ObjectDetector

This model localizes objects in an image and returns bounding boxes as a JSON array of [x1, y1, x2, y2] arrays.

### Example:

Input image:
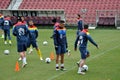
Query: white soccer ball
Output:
[[45, 57, 51, 63], [4, 50, 10, 55], [43, 41, 48, 45], [82, 65, 88, 72]]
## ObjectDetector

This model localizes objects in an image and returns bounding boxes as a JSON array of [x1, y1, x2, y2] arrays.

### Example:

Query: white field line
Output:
[[48, 45, 120, 80]]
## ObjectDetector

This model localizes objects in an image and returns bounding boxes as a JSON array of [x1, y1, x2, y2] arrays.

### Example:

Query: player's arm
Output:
[[12, 26, 17, 36], [74, 35, 79, 51], [35, 29, 38, 39], [65, 36, 68, 48], [9, 20, 13, 26], [53, 30, 58, 47], [87, 34, 98, 48]]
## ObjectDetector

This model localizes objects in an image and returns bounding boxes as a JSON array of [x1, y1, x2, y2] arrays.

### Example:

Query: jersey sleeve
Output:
[[87, 34, 98, 47], [74, 35, 79, 49], [35, 29, 38, 38], [53, 30, 58, 46], [12, 26, 16, 36]]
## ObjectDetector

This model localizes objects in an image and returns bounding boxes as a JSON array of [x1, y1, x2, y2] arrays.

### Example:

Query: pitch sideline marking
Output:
[[48, 45, 120, 80]]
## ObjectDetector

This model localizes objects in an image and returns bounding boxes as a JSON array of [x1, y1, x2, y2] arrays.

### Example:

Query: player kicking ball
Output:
[[74, 24, 99, 75], [27, 20, 43, 60]]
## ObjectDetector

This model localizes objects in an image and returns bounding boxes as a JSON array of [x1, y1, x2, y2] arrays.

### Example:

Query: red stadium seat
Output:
[[17, 0, 119, 24]]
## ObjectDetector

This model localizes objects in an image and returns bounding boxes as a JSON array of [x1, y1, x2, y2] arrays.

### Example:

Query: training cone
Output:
[[15, 61, 20, 72], [50, 52, 55, 60]]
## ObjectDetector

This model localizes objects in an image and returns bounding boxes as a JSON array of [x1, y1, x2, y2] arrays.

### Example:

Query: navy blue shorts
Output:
[[55, 45, 66, 54], [27, 40, 38, 48], [17, 42, 27, 52], [79, 47, 89, 59]]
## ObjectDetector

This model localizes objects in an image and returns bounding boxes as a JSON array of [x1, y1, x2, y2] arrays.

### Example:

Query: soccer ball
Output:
[[82, 65, 88, 72], [4, 50, 10, 55], [43, 41, 48, 45], [45, 57, 51, 63]]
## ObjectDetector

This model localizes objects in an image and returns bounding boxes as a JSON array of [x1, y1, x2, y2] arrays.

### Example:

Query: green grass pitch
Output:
[[0, 29, 120, 80]]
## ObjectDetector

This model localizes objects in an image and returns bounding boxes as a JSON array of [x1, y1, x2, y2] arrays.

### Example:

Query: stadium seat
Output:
[[17, 0, 120, 24]]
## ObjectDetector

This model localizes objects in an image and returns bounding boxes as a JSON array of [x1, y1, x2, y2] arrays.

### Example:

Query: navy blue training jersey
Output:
[[12, 22, 29, 42], [75, 29, 98, 49], [28, 25, 38, 41], [3, 19, 12, 30], [53, 27, 67, 47]]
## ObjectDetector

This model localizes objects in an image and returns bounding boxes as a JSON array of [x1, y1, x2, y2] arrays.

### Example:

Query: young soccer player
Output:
[[50, 18, 60, 39], [0, 13, 4, 38], [74, 24, 99, 74], [21, 16, 33, 54], [53, 20, 68, 71], [3, 16, 12, 45], [76, 14, 83, 36], [12, 16, 29, 68], [27, 20, 43, 60]]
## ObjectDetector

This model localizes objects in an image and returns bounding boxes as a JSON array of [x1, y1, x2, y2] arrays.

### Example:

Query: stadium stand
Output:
[[0, 0, 120, 26], [18, 0, 120, 24], [0, 0, 11, 9]]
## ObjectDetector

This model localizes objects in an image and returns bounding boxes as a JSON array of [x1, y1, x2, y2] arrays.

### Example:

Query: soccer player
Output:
[[0, 13, 4, 38], [21, 16, 33, 54], [27, 20, 43, 60], [53, 20, 68, 71], [52, 18, 70, 56], [12, 16, 29, 68], [74, 24, 99, 74], [76, 14, 83, 36], [3, 16, 12, 45], [50, 18, 60, 39]]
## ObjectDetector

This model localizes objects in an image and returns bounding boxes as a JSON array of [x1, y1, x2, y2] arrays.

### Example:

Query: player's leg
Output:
[[18, 43, 27, 67], [4, 30, 7, 44], [77, 47, 86, 74], [55, 45, 61, 70], [56, 54, 60, 70], [60, 45, 66, 71], [28, 45, 33, 54], [22, 43, 28, 67], [7, 29, 12, 45], [19, 51, 27, 68], [0, 27, 4, 38], [33, 41, 43, 60]]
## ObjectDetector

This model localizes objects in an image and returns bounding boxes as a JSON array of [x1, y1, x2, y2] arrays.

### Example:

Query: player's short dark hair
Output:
[[60, 20, 65, 24], [52, 18, 57, 23], [17, 16, 22, 21], [84, 24, 89, 29], [77, 14, 81, 17]]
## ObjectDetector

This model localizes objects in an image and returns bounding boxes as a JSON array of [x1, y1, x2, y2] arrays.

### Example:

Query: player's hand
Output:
[[96, 45, 99, 49], [55, 45, 58, 50], [74, 48, 77, 51]]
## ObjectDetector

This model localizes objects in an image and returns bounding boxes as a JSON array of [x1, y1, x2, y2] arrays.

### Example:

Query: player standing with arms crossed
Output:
[[12, 16, 29, 68], [53, 20, 68, 71], [74, 25, 99, 74]]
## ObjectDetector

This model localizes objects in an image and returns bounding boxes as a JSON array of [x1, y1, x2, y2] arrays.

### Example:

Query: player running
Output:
[[53, 20, 68, 71], [3, 16, 12, 45], [12, 16, 29, 68], [27, 20, 43, 60], [74, 24, 99, 74]]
